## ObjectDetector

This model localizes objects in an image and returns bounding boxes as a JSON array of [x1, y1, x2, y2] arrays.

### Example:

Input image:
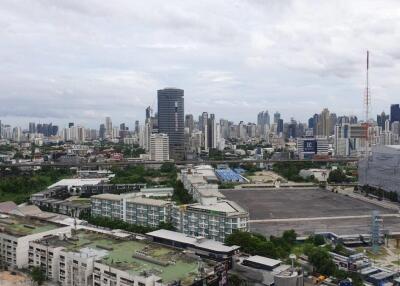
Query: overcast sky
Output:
[[1, 0, 400, 129]]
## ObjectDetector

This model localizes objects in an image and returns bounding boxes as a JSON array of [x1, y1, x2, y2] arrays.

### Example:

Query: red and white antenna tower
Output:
[[363, 51, 371, 156]]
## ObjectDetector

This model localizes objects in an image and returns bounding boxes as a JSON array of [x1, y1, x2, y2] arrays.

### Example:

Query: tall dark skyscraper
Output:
[[390, 104, 400, 124], [157, 88, 185, 160], [99, 124, 106, 139]]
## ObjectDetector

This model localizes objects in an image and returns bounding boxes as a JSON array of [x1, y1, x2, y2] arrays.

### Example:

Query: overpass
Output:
[[0, 158, 359, 169]]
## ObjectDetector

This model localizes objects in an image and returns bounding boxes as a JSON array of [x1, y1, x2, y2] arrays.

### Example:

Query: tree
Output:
[[327, 169, 347, 183], [30, 266, 45, 285], [160, 162, 176, 173], [313, 234, 325, 246], [172, 180, 193, 204]]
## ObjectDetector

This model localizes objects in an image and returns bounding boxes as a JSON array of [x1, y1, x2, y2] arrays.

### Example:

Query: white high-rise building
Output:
[[150, 133, 169, 161]]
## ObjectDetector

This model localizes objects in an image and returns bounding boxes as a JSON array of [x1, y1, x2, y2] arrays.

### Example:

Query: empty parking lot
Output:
[[221, 188, 400, 236]]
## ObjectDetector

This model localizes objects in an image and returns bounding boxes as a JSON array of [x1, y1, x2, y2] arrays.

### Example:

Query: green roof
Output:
[[63, 231, 202, 285], [0, 216, 60, 237]]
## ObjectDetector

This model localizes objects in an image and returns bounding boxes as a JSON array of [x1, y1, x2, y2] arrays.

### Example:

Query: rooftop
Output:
[[44, 230, 205, 285], [147, 229, 240, 253], [48, 178, 105, 189], [0, 215, 61, 237], [244, 255, 281, 268], [188, 200, 247, 215], [127, 197, 171, 207]]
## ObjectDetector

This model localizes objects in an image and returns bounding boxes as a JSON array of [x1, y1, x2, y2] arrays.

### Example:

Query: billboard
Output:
[[303, 140, 317, 153]]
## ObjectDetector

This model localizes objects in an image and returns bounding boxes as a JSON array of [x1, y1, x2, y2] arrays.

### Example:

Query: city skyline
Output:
[[2, 1, 400, 126]]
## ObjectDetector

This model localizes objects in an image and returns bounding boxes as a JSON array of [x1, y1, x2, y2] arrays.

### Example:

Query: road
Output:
[[0, 158, 359, 168]]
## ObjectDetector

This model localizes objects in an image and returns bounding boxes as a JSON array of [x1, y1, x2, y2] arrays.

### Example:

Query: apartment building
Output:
[[171, 197, 249, 242], [28, 229, 221, 286], [125, 197, 172, 228], [0, 214, 71, 269], [150, 133, 169, 161], [91, 194, 173, 227]]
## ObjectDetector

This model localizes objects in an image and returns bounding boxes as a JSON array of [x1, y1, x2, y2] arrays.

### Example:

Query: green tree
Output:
[[327, 169, 347, 183], [172, 180, 193, 204], [30, 266, 45, 285], [313, 234, 325, 246], [160, 162, 176, 173]]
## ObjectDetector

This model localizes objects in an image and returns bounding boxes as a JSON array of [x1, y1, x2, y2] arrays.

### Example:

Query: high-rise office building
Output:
[[208, 113, 218, 148], [274, 112, 281, 124], [105, 116, 112, 138], [201, 112, 209, 150], [377, 111, 389, 130], [68, 122, 74, 128], [390, 104, 400, 124], [317, 108, 331, 137], [157, 88, 185, 160], [29, 122, 36, 133], [145, 106, 152, 120], [0, 120, 2, 139], [99, 124, 106, 139], [135, 120, 140, 134], [277, 119, 284, 134], [257, 111, 270, 135], [185, 114, 194, 135]]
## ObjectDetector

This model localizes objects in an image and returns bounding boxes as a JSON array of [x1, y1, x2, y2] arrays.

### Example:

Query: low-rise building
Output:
[[172, 198, 249, 242], [29, 229, 224, 286], [147, 229, 240, 262], [0, 214, 71, 269], [234, 255, 304, 286], [91, 194, 173, 227]]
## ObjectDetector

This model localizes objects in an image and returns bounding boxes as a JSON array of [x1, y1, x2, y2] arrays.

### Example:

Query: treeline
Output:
[[273, 162, 325, 182], [110, 163, 177, 186], [225, 230, 297, 259], [80, 213, 175, 234], [225, 231, 362, 286], [0, 167, 73, 204], [110, 163, 194, 205]]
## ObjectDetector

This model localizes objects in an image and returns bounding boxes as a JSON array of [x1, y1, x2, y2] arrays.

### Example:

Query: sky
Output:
[[1, 0, 400, 129]]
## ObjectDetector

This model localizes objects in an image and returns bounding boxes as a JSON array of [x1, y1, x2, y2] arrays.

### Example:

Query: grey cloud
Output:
[[1, 0, 400, 128]]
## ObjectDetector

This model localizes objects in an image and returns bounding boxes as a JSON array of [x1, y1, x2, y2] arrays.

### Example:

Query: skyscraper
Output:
[[377, 111, 389, 130], [185, 114, 194, 135], [201, 112, 209, 150], [105, 117, 112, 138], [274, 112, 281, 124], [99, 124, 106, 139], [157, 88, 185, 160], [317, 108, 331, 137], [135, 120, 140, 134], [390, 104, 400, 124], [257, 111, 270, 135], [29, 122, 36, 133]]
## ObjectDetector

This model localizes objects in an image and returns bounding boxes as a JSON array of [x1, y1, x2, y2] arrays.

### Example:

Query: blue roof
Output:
[[216, 168, 245, 183]]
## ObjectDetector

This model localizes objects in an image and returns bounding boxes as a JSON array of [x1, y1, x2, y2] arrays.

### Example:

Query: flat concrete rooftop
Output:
[[46, 230, 203, 285], [0, 215, 60, 237]]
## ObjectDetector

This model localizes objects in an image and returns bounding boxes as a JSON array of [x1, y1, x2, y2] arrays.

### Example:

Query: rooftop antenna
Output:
[[363, 51, 371, 156]]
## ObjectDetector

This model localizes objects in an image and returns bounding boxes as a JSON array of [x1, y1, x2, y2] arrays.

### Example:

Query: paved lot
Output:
[[221, 188, 395, 219], [221, 188, 400, 236], [251, 216, 400, 237]]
